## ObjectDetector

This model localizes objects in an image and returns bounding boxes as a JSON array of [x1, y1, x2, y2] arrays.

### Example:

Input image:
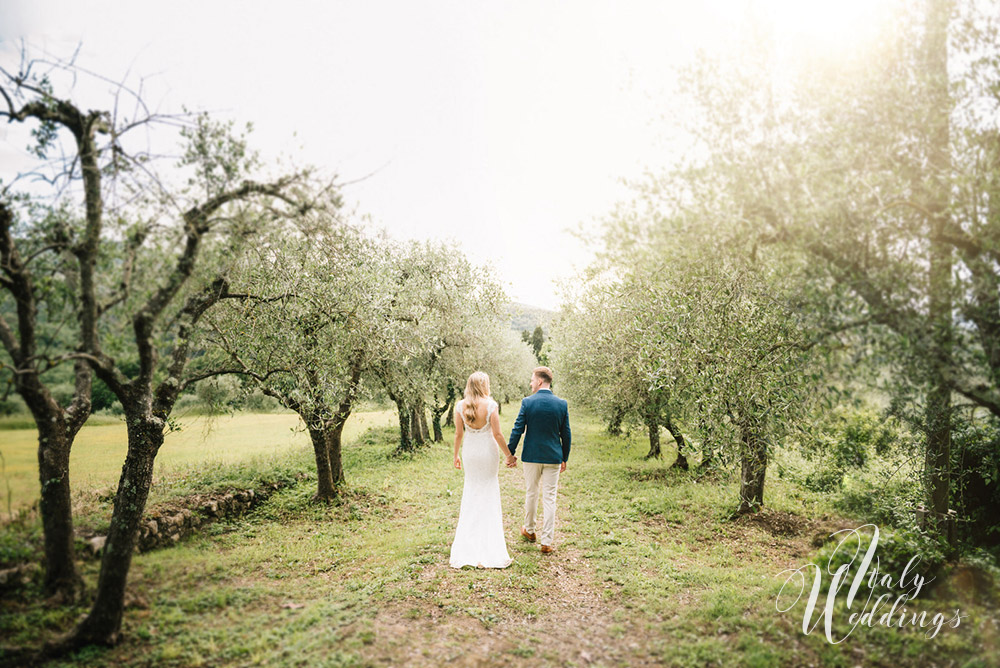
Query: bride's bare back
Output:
[[457, 398, 491, 430]]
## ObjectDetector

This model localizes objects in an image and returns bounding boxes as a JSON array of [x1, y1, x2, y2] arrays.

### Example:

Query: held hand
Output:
[[560, 461, 567, 473], [454, 456, 462, 470], [506, 454, 517, 468]]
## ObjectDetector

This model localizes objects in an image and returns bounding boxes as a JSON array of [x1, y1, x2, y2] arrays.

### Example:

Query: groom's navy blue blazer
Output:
[[508, 388, 571, 464]]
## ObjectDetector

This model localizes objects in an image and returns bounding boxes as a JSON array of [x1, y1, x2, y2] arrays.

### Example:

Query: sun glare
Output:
[[753, 0, 896, 57]]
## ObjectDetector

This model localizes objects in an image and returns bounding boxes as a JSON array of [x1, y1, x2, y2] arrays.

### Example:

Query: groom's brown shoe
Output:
[[540, 544, 554, 554], [520, 526, 536, 542]]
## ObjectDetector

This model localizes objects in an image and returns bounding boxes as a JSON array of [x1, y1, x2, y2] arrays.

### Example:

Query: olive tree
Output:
[[373, 239, 508, 453], [425, 321, 537, 441], [656, 0, 1000, 539], [550, 240, 694, 464], [197, 211, 392, 500], [652, 260, 819, 513], [0, 197, 91, 602], [1, 56, 314, 652]]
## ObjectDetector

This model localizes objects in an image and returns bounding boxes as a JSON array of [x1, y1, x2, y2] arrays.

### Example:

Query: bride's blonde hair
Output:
[[461, 371, 491, 426]]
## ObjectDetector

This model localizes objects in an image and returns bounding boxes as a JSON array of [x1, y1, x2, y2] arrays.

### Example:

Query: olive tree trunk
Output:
[[308, 426, 339, 501], [415, 398, 430, 444], [644, 411, 661, 459], [921, 0, 954, 545], [69, 411, 163, 645], [392, 395, 414, 453], [663, 414, 689, 471], [737, 420, 767, 514], [607, 405, 626, 437], [33, 403, 85, 601], [0, 202, 90, 602]]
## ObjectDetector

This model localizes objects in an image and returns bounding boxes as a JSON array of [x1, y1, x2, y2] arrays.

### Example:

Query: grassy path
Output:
[[353, 444, 641, 666], [2, 407, 996, 667]]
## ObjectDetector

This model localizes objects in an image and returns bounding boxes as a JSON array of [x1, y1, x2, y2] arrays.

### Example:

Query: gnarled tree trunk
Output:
[[308, 426, 339, 501], [737, 419, 767, 514], [444, 398, 455, 427], [392, 395, 414, 453], [1, 202, 90, 603], [325, 420, 346, 487], [431, 412, 445, 442], [663, 414, 689, 471], [431, 384, 458, 443], [409, 409, 423, 447], [415, 398, 430, 444], [69, 412, 163, 645], [32, 402, 85, 601], [644, 411, 661, 459], [317, 360, 362, 492], [921, 0, 954, 547], [608, 405, 626, 437]]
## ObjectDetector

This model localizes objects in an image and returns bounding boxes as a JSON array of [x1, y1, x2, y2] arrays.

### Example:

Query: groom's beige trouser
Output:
[[523, 462, 561, 546]]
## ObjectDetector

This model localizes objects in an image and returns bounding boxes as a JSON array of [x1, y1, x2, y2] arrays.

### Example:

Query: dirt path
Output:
[[342, 452, 867, 667], [354, 464, 654, 667]]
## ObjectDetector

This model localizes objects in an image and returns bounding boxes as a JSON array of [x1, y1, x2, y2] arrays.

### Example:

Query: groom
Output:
[[507, 366, 571, 554]]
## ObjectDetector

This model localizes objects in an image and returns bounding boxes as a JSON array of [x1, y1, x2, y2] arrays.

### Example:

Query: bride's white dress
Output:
[[449, 397, 514, 569]]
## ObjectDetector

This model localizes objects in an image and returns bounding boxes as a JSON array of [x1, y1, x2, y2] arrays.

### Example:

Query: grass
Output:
[[1, 406, 997, 667], [0, 408, 397, 518]]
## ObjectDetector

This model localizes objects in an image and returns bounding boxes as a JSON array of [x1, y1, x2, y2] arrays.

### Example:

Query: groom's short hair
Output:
[[533, 366, 553, 386]]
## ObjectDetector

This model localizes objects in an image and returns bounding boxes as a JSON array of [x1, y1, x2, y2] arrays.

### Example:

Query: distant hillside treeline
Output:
[[508, 302, 556, 334]]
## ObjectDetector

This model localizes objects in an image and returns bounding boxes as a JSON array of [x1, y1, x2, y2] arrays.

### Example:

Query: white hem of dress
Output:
[[449, 556, 514, 569]]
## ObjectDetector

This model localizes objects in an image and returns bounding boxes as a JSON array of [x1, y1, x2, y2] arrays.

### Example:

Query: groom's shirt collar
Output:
[[537, 388, 552, 393]]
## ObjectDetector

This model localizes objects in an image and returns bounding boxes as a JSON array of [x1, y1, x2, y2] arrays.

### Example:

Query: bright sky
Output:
[[0, 0, 891, 310]]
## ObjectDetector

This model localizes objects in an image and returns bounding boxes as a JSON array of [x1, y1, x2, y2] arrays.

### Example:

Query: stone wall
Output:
[[1, 474, 305, 595], [85, 477, 302, 557]]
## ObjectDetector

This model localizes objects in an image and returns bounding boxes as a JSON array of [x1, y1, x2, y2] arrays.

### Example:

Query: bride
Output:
[[449, 371, 516, 569]]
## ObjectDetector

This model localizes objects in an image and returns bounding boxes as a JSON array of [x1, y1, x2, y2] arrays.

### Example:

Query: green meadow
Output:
[[0, 409, 396, 519], [1, 406, 997, 667]]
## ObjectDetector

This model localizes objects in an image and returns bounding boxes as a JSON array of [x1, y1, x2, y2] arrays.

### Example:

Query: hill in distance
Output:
[[508, 302, 557, 334]]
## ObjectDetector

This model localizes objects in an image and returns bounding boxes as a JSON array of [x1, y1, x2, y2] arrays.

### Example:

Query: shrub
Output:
[[242, 390, 284, 413], [800, 405, 916, 493], [90, 376, 118, 412], [0, 394, 27, 417], [195, 375, 243, 415], [950, 416, 1000, 550], [812, 524, 947, 600], [836, 475, 925, 531]]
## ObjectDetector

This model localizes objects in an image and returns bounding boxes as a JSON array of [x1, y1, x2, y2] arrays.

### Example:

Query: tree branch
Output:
[[134, 178, 303, 388], [0, 311, 23, 363], [151, 277, 228, 418], [0, 200, 38, 365], [178, 365, 293, 392], [97, 225, 147, 317], [218, 291, 298, 304], [944, 371, 1000, 419]]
